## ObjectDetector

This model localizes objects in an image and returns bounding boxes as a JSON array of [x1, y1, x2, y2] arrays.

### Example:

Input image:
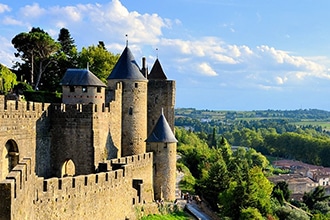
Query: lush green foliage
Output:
[[10, 27, 119, 94], [77, 42, 120, 83], [0, 64, 17, 94], [176, 127, 274, 219], [140, 211, 190, 220], [12, 27, 60, 90], [175, 126, 330, 219], [176, 108, 330, 167]]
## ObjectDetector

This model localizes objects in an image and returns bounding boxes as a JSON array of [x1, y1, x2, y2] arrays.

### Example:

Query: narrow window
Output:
[[97, 87, 101, 93], [135, 83, 138, 88], [70, 86, 75, 92], [129, 107, 133, 115], [82, 86, 87, 93]]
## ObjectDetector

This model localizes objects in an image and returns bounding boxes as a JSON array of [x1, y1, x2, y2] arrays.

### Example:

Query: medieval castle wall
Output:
[[0, 154, 154, 220], [0, 47, 176, 219], [0, 97, 51, 180]]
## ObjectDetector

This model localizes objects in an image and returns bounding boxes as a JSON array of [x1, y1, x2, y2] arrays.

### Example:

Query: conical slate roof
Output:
[[60, 68, 106, 87], [146, 111, 177, 143], [107, 46, 146, 80], [148, 59, 167, 80]]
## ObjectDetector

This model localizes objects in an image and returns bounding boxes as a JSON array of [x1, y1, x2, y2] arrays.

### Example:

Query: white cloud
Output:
[[2, 16, 24, 26], [0, 36, 17, 67], [275, 76, 287, 85], [197, 62, 217, 76], [0, 4, 10, 13], [19, 3, 46, 18], [256, 45, 325, 74], [2, 0, 330, 91]]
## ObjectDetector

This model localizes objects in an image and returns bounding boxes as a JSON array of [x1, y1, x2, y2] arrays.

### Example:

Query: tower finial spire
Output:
[[156, 48, 159, 59], [125, 34, 128, 47]]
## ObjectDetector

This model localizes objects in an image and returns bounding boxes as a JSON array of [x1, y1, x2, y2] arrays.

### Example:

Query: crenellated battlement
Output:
[[0, 96, 50, 117], [110, 152, 153, 167], [0, 157, 34, 220], [0, 154, 152, 202], [37, 165, 132, 202]]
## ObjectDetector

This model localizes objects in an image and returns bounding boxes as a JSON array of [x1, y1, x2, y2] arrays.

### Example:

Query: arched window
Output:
[[61, 159, 75, 177]]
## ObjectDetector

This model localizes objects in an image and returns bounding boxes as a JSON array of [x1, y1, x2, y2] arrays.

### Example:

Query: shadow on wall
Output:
[[35, 109, 52, 178], [106, 129, 118, 160]]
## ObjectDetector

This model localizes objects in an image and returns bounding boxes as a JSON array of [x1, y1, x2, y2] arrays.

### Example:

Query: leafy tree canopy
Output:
[[77, 42, 120, 83], [0, 64, 17, 94], [12, 27, 60, 90]]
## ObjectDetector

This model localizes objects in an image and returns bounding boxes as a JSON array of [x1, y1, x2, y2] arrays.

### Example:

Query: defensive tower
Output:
[[146, 110, 177, 201], [107, 46, 148, 156], [60, 68, 106, 105], [147, 58, 175, 134]]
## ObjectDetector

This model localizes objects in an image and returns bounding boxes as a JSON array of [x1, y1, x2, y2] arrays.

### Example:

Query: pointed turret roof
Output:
[[60, 68, 106, 87], [107, 46, 146, 80], [148, 59, 167, 80], [146, 111, 177, 143]]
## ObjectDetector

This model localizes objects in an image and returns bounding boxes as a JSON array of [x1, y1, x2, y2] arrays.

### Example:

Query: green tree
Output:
[[272, 181, 291, 205], [239, 207, 263, 220], [12, 27, 60, 90], [77, 42, 120, 83], [42, 28, 78, 92], [0, 65, 17, 94], [199, 152, 229, 211], [303, 186, 330, 210], [218, 166, 273, 219]]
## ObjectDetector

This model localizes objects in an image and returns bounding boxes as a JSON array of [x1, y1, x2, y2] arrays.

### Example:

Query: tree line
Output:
[[0, 27, 120, 95], [176, 114, 330, 167]]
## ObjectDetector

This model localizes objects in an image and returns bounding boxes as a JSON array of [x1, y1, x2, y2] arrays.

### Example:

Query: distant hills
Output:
[[175, 108, 330, 122]]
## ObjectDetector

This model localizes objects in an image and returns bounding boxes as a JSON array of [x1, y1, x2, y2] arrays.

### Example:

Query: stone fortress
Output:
[[0, 45, 177, 219]]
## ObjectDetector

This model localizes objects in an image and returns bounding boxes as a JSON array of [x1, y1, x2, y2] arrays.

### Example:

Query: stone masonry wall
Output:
[[120, 80, 147, 156], [0, 153, 154, 220], [50, 104, 95, 177], [147, 80, 175, 135], [147, 142, 177, 201], [0, 97, 51, 180]]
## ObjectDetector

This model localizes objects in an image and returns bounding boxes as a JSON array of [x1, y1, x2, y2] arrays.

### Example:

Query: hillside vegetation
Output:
[[174, 108, 330, 219]]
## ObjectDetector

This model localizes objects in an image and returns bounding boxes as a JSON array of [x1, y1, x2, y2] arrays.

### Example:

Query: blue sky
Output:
[[1, 0, 330, 111]]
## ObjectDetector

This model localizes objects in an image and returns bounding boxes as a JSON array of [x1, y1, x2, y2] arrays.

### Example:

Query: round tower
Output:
[[146, 111, 178, 201], [107, 46, 148, 156]]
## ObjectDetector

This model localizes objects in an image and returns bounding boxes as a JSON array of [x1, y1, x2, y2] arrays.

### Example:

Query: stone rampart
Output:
[[0, 97, 51, 179], [0, 158, 36, 220], [0, 153, 154, 220]]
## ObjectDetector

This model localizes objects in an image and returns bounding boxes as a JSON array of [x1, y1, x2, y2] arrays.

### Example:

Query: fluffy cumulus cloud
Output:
[[163, 37, 330, 88], [19, 3, 46, 18], [1, 0, 168, 48], [42, 0, 168, 46], [1, 0, 330, 92]]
